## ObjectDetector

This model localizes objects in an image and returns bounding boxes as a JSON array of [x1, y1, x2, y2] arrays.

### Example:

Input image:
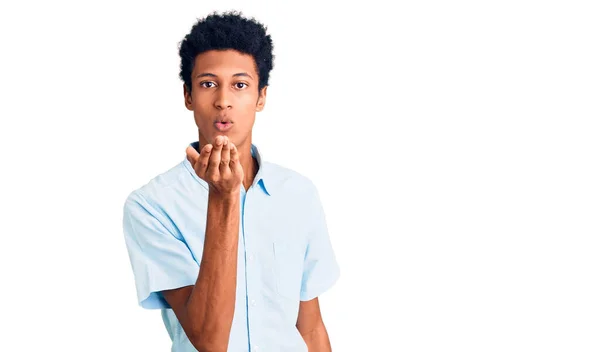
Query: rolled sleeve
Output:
[[122, 191, 198, 309], [299, 185, 341, 301]]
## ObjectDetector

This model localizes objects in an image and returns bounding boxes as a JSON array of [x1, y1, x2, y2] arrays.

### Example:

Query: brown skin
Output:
[[297, 298, 333, 351], [165, 134, 242, 352], [161, 49, 332, 351], [185, 49, 266, 191]]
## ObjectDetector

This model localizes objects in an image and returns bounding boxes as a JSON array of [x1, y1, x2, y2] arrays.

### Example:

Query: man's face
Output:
[[184, 49, 267, 149]]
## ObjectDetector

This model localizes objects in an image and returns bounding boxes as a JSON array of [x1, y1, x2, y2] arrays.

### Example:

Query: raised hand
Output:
[[186, 135, 244, 196]]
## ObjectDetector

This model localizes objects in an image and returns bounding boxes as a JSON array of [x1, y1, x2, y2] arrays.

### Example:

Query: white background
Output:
[[1, 0, 599, 351]]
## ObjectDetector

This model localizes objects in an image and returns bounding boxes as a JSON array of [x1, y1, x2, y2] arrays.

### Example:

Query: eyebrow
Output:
[[195, 72, 254, 79]]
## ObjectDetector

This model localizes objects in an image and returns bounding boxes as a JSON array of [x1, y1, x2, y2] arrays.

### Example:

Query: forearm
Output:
[[301, 321, 332, 352], [186, 191, 240, 351]]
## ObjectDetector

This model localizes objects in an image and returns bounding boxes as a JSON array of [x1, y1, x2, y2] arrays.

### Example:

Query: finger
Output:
[[219, 137, 231, 174], [196, 144, 213, 177], [229, 143, 240, 165], [185, 146, 199, 165], [207, 136, 224, 179], [229, 143, 244, 176]]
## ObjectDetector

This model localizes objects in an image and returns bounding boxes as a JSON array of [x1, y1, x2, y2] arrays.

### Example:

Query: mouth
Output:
[[214, 120, 233, 132]]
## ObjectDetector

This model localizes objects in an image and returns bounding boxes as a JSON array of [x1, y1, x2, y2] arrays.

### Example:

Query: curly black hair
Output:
[[178, 10, 275, 92]]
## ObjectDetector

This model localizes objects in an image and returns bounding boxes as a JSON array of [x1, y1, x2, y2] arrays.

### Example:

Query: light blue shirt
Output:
[[122, 141, 340, 352]]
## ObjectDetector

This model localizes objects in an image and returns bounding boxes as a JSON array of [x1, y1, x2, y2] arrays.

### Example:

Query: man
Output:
[[122, 11, 340, 352]]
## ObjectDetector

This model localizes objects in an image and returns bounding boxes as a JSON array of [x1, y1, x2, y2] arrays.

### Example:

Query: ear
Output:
[[256, 86, 268, 112], [184, 84, 193, 111]]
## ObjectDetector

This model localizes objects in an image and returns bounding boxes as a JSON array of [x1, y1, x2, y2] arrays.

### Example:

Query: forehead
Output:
[[193, 49, 258, 77]]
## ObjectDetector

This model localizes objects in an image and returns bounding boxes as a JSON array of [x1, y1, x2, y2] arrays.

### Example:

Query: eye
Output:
[[200, 81, 216, 88], [235, 82, 248, 89]]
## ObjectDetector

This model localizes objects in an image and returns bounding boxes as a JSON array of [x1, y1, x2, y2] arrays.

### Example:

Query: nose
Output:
[[214, 87, 233, 110]]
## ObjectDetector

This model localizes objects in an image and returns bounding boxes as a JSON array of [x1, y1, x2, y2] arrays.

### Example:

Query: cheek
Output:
[[191, 95, 212, 115], [240, 93, 260, 109]]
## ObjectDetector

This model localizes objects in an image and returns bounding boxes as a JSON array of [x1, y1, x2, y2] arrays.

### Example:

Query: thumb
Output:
[[186, 145, 199, 165]]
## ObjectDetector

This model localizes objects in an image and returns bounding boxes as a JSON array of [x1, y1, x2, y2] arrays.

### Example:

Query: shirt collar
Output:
[[185, 141, 272, 196]]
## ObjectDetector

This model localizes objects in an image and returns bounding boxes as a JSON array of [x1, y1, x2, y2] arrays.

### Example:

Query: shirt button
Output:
[[251, 299, 256, 307], [249, 254, 254, 261], [253, 345, 259, 351]]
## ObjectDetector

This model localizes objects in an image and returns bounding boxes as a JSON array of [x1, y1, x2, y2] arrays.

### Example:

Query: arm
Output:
[[161, 136, 243, 352], [162, 192, 239, 351], [296, 298, 333, 352], [296, 182, 341, 351]]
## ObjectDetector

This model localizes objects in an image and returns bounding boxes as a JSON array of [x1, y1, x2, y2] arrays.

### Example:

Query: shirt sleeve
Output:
[[122, 191, 199, 309], [299, 184, 341, 301]]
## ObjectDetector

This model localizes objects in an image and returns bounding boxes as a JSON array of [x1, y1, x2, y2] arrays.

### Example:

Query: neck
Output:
[[239, 144, 258, 191]]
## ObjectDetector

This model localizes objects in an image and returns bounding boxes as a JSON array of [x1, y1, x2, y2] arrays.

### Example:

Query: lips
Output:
[[214, 120, 233, 132]]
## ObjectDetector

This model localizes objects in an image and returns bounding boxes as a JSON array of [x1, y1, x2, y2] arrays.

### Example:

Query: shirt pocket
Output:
[[272, 240, 305, 301]]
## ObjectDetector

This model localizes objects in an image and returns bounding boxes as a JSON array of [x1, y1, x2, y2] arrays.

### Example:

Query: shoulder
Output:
[[263, 160, 320, 197], [123, 160, 191, 210]]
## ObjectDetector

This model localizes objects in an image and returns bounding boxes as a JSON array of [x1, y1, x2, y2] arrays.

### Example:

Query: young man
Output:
[[122, 11, 340, 352]]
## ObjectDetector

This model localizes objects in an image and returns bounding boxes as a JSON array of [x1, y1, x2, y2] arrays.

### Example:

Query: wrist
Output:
[[208, 188, 240, 205]]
